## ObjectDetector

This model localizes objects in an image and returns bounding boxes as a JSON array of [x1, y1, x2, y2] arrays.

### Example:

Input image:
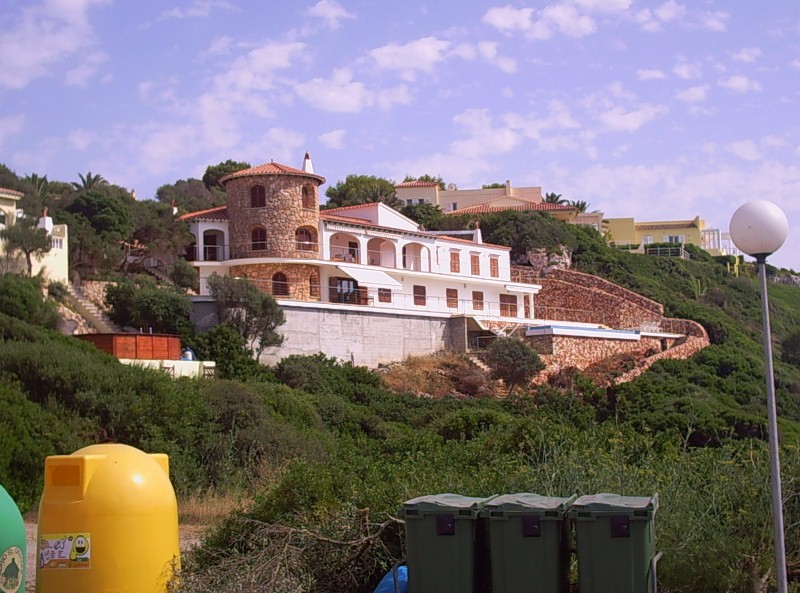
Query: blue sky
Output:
[[2, 0, 799, 269]]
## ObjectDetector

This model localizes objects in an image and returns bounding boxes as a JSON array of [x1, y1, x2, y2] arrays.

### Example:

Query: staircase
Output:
[[466, 352, 491, 372], [65, 284, 121, 333]]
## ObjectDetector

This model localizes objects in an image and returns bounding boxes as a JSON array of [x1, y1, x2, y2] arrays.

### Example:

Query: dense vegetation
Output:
[[1, 268, 799, 593]]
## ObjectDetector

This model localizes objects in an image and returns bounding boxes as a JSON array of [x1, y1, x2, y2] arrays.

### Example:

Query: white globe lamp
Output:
[[729, 199, 789, 593]]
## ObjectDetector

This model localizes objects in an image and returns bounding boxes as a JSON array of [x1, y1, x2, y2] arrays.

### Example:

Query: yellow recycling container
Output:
[[36, 443, 180, 593]]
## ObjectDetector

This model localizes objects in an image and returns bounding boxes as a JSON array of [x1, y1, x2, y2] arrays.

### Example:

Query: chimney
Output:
[[302, 152, 314, 174], [37, 207, 53, 234], [171, 200, 178, 216]]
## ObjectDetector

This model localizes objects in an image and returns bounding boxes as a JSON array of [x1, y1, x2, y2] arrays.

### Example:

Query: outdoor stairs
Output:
[[466, 353, 491, 372], [65, 284, 121, 333], [142, 258, 172, 284]]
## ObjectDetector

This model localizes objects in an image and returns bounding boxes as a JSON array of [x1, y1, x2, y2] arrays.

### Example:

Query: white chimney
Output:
[[302, 152, 314, 174], [37, 207, 53, 234]]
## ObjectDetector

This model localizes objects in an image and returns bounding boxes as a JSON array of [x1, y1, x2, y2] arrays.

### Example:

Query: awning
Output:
[[337, 265, 402, 289], [504, 284, 540, 294]]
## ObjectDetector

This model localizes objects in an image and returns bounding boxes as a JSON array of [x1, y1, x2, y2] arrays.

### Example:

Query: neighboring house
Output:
[[0, 188, 69, 282], [444, 199, 578, 223], [395, 179, 543, 212], [180, 158, 544, 366], [605, 215, 739, 257]]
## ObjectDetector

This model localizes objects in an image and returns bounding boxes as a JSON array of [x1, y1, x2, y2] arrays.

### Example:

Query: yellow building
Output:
[[604, 215, 706, 247]]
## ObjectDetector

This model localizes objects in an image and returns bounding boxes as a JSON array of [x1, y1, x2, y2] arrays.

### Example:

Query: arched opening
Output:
[[329, 232, 360, 263], [301, 185, 316, 209], [401, 242, 430, 272], [366, 237, 396, 267], [250, 185, 266, 208], [272, 272, 289, 296], [295, 227, 316, 251], [251, 227, 267, 251]]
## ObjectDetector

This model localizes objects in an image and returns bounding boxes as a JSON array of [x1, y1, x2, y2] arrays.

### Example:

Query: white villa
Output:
[[180, 157, 544, 365], [0, 187, 69, 283]]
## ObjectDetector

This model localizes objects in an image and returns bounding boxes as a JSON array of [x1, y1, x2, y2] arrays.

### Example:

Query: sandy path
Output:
[[24, 522, 205, 592]]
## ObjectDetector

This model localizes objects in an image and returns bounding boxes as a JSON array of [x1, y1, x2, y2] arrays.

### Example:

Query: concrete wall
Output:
[[258, 305, 453, 367]]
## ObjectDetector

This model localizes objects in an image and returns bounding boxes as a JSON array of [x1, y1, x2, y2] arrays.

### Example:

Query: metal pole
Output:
[[757, 257, 788, 593]]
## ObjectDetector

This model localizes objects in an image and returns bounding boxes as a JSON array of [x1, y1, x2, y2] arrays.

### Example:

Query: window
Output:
[[643, 235, 653, 245], [450, 251, 460, 273], [251, 227, 267, 251], [302, 186, 315, 209], [472, 291, 484, 311], [309, 272, 320, 298], [448, 202, 458, 211], [272, 272, 289, 296], [663, 235, 685, 244], [0, 212, 5, 226], [500, 294, 518, 317], [523, 294, 531, 318], [378, 288, 392, 303], [413, 285, 426, 306], [250, 185, 266, 208], [406, 199, 413, 206], [446, 288, 458, 308], [489, 256, 499, 278], [416, 198, 425, 205], [470, 253, 480, 275], [295, 228, 314, 251], [329, 277, 365, 305]]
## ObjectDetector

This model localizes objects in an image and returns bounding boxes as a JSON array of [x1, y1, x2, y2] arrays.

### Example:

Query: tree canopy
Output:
[[324, 174, 401, 209], [202, 160, 251, 190], [0, 216, 51, 276], [403, 174, 446, 190], [400, 202, 446, 229], [484, 338, 545, 394], [105, 276, 193, 337], [207, 274, 286, 356]]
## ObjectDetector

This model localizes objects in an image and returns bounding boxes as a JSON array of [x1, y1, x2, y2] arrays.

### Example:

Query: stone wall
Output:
[[532, 334, 663, 375], [511, 265, 663, 329], [226, 175, 320, 259], [81, 281, 114, 309], [232, 263, 320, 301], [614, 335, 710, 383]]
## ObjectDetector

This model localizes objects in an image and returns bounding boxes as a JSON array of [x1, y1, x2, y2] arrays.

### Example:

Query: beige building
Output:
[[395, 179, 543, 212], [604, 215, 738, 257], [0, 187, 69, 282]]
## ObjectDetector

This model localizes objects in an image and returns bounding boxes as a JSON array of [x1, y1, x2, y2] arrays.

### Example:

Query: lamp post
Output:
[[729, 200, 789, 593]]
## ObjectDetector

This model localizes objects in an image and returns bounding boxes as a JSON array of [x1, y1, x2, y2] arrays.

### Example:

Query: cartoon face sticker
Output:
[[69, 535, 90, 562], [0, 546, 23, 593]]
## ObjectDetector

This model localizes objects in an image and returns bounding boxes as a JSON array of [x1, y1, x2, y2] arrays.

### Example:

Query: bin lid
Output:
[[569, 493, 658, 517], [401, 493, 496, 515], [484, 493, 576, 517]]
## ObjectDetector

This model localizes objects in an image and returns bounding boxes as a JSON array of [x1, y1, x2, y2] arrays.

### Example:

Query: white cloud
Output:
[[476, 42, 517, 73], [65, 51, 108, 86], [319, 129, 346, 149], [791, 59, 800, 70], [0, 0, 108, 90], [540, 4, 597, 38], [204, 36, 235, 57], [0, 115, 26, 148], [718, 75, 762, 93], [673, 61, 702, 79], [637, 69, 667, 80], [698, 10, 728, 31], [597, 104, 667, 132], [295, 69, 373, 113], [726, 140, 762, 161], [450, 108, 521, 158], [731, 47, 761, 63], [654, 1, 686, 22], [483, 6, 535, 33], [573, 0, 631, 12], [369, 37, 451, 79], [307, 0, 355, 29], [675, 84, 710, 102], [161, 1, 236, 19]]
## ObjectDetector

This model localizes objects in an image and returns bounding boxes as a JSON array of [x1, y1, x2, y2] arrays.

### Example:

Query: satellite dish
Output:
[[446, 183, 457, 191]]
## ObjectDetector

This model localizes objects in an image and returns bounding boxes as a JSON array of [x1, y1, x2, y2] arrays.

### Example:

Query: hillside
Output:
[[2, 219, 800, 592]]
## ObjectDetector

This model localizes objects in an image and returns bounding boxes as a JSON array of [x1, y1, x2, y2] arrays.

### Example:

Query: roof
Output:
[[321, 203, 383, 214], [178, 206, 228, 222], [395, 180, 440, 188], [446, 202, 576, 215], [0, 187, 24, 197], [635, 221, 697, 231], [220, 161, 326, 185]]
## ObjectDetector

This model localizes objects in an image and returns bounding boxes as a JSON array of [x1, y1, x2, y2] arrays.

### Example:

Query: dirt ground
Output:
[[24, 522, 206, 592]]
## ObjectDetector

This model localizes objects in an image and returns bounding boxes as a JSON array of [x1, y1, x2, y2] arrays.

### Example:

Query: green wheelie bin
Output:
[[569, 493, 659, 593], [0, 483, 26, 593], [400, 493, 496, 593], [484, 493, 576, 593]]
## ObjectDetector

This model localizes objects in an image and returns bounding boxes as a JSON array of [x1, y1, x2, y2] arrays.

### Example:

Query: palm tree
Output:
[[570, 200, 589, 213], [72, 171, 107, 191], [24, 173, 49, 198], [544, 192, 566, 204]]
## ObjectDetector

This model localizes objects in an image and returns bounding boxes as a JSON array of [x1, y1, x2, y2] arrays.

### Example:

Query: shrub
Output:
[[484, 338, 545, 394], [0, 274, 59, 328]]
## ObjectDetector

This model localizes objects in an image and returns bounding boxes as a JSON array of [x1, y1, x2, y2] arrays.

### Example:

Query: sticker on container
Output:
[[38, 533, 91, 569], [0, 546, 23, 593]]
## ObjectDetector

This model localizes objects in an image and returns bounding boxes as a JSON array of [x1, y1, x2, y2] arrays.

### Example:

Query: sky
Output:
[[1, 0, 799, 270]]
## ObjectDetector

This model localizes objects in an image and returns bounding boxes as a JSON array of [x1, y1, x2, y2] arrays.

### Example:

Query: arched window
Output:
[[272, 272, 289, 296], [302, 186, 315, 209], [295, 227, 314, 251], [251, 227, 267, 251], [250, 185, 266, 208]]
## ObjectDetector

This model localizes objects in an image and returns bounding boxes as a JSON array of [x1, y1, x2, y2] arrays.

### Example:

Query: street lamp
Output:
[[729, 200, 789, 593]]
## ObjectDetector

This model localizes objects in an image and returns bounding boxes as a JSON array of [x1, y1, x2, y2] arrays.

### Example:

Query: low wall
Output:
[[531, 334, 663, 376]]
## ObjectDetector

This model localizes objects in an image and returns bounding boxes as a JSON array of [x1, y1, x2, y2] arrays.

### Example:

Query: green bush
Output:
[[0, 274, 59, 328]]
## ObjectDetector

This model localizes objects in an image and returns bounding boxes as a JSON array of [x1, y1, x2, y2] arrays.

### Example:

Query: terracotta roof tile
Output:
[[445, 203, 575, 215], [178, 206, 229, 221], [395, 180, 440, 188], [220, 162, 326, 185], [321, 203, 381, 214], [0, 187, 24, 197], [635, 221, 696, 231]]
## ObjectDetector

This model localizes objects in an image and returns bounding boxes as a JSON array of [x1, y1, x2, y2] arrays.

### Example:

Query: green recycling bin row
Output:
[[399, 492, 659, 593]]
